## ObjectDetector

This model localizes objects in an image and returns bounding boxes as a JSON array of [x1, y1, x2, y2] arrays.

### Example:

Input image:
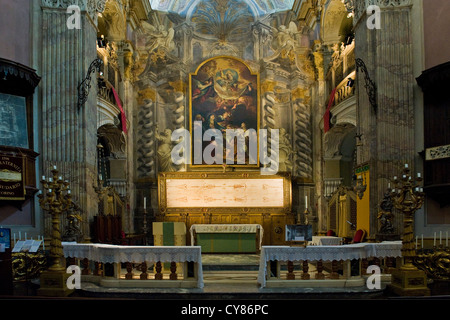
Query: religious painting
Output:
[[189, 56, 259, 167]]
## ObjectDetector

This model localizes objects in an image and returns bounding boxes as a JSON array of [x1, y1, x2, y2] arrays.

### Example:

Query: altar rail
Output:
[[62, 243, 203, 288], [257, 242, 402, 288]]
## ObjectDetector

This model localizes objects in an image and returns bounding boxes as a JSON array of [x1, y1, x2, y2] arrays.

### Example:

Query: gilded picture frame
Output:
[[189, 56, 260, 168]]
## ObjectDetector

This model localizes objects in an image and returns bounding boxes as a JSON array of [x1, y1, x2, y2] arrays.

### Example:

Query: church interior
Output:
[[1, 0, 450, 304]]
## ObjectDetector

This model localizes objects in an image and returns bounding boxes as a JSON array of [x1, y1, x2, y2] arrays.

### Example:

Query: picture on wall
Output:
[[0, 93, 28, 149], [189, 56, 259, 166]]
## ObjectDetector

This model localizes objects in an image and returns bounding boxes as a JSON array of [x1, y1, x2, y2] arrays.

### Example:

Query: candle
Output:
[[42, 238, 45, 251], [434, 232, 436, 246], [305, 195, 308, 209], [415, 236, 418, 250], [421, 234, 424, 248], [388, 182, 391, 189], [417, 172, 421, 178], [405, 163, 408, 168], [24, 232, 27, 240], [144, 197, 147, 209], [48, 177, 53, 182], [19, 231, 21, 240], [99, 174, 103, 181], [447, 232, 448, 247], [440, 231, 442, 245], [13, 233, 16, 244], [42, 175, 45, 181], [68, 190, 71, 194], [53, 165, 57, 170]]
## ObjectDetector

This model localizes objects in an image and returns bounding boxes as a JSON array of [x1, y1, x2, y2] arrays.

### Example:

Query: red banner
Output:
[[111, 87, 127, 134]]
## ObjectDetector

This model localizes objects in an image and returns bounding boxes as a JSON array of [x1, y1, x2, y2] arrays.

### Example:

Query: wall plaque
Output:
[[0, 154, 25, 200]]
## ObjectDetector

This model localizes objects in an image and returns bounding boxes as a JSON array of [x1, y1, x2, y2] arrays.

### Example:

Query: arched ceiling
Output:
[[149, 0, 295, 17]]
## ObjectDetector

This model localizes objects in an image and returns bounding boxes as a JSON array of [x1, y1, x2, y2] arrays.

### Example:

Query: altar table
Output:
[[190, 224, 263, 253], [62, 242, 204, 288], [257, 241, 402, 287], [310, 236, 343, 246]]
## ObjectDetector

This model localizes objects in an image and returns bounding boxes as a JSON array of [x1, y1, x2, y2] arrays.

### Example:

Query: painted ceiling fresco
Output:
[[149, 0, 295, 17]]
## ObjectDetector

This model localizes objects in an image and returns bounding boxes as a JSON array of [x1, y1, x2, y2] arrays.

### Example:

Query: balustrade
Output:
[[62, 243, 203, 288], [258, 242, 402, 288]]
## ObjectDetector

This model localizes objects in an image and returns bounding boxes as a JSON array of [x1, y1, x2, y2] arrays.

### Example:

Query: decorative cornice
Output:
[[41, 0, 106, 22], [0, 58, 41, 94], [344, 0, 412, 23]]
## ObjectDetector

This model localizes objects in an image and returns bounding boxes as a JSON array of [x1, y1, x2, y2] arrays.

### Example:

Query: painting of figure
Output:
[[190, 56, 259, 166]]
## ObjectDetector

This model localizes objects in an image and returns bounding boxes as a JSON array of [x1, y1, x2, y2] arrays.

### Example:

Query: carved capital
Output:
[[42, 0, 106, 23]]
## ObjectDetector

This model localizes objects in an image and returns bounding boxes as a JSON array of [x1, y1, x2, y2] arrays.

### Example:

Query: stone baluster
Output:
[[140, 262, 148, 280], [81, 258, 90, 275], [361, 258, 369, 275], [301, 260, 310, 280], [94, 262, 102, 276], [330, 260, 339, 279], [170, 262, 178, 280], [287, 261, 295, 280], [155, 261, 163, 280], [384, 257, 395, 274], [315, 260, 325, 279], [125, 262, 133, 279]]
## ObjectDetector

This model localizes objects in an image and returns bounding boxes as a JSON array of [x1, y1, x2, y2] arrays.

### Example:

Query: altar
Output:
[[190, 224, 263, 253], [157, 172, 294, 246]]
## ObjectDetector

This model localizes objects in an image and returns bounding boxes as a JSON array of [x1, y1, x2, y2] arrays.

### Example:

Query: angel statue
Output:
[[154, 125, 182, 172], [141, 21, 175, 54], [271, 21, 299, 53], [266, 21, 301, 68]]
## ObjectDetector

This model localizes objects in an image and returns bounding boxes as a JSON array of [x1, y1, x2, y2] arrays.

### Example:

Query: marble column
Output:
[[353, 0, 415, 237], [40, 0, 106, 239]]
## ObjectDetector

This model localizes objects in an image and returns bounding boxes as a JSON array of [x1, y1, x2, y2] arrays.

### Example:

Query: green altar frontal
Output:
[[190, 224, 263, 254]]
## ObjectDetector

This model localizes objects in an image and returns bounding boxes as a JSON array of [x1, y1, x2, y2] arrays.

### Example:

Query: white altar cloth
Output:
[[62, 242, 204, 288], [257, 241, 402, 287], [310, 236, 343, 246], [189, 224, 264, 249]]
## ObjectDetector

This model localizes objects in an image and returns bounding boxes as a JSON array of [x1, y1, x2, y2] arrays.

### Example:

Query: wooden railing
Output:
[[62, 243, 203, 288]]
